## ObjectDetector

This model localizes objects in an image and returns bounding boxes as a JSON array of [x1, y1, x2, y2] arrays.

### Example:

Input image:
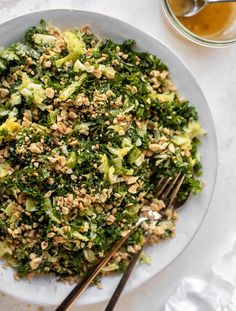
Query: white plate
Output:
[[0, 9, 217, 307]]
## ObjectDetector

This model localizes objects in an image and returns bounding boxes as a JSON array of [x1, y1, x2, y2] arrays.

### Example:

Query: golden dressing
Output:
[[168, 0, 194, 16], [168, 0, 236, 38]]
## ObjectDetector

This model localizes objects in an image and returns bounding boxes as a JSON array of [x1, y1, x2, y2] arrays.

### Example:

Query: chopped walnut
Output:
[[29, 143, 43, 154], [0, 88, 9, 97], [44, 87, 55, 98], [30, 257, 42, 270]]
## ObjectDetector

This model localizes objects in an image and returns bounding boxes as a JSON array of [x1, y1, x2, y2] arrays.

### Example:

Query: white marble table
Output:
[[0, 1, 236, 310]]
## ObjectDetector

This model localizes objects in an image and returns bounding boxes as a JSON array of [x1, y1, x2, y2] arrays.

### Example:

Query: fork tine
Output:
[[157, 177, 171, 196], [166, 174, 185, 209], [161, 172, 181, 200], [157, 173, 185, 209], [156, 176, 165, 189]]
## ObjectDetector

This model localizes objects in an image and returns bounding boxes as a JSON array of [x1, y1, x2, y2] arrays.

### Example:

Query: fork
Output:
[[104, 172, 185, 311], [55, 173, 185, 311]]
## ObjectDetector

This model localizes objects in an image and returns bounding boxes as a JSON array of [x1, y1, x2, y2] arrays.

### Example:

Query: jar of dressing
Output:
[[162, 0, 236, 47]]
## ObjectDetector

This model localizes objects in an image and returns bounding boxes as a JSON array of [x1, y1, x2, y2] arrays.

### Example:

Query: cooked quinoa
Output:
[[0, 21, 204, 281]]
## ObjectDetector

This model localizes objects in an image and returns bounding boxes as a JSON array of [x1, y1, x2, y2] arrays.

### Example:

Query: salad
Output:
[[0, 21, 204, 282]]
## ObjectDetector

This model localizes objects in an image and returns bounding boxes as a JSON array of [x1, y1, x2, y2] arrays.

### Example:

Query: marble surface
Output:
[[0, 0, 236, 310]]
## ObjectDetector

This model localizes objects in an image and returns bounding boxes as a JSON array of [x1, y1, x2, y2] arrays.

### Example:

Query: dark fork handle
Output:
[[104, 233, 151, 311], [55, 225, 138, 311]]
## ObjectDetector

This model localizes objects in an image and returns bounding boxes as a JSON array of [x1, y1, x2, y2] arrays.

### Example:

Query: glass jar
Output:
[[162, 0, 236, 47]]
